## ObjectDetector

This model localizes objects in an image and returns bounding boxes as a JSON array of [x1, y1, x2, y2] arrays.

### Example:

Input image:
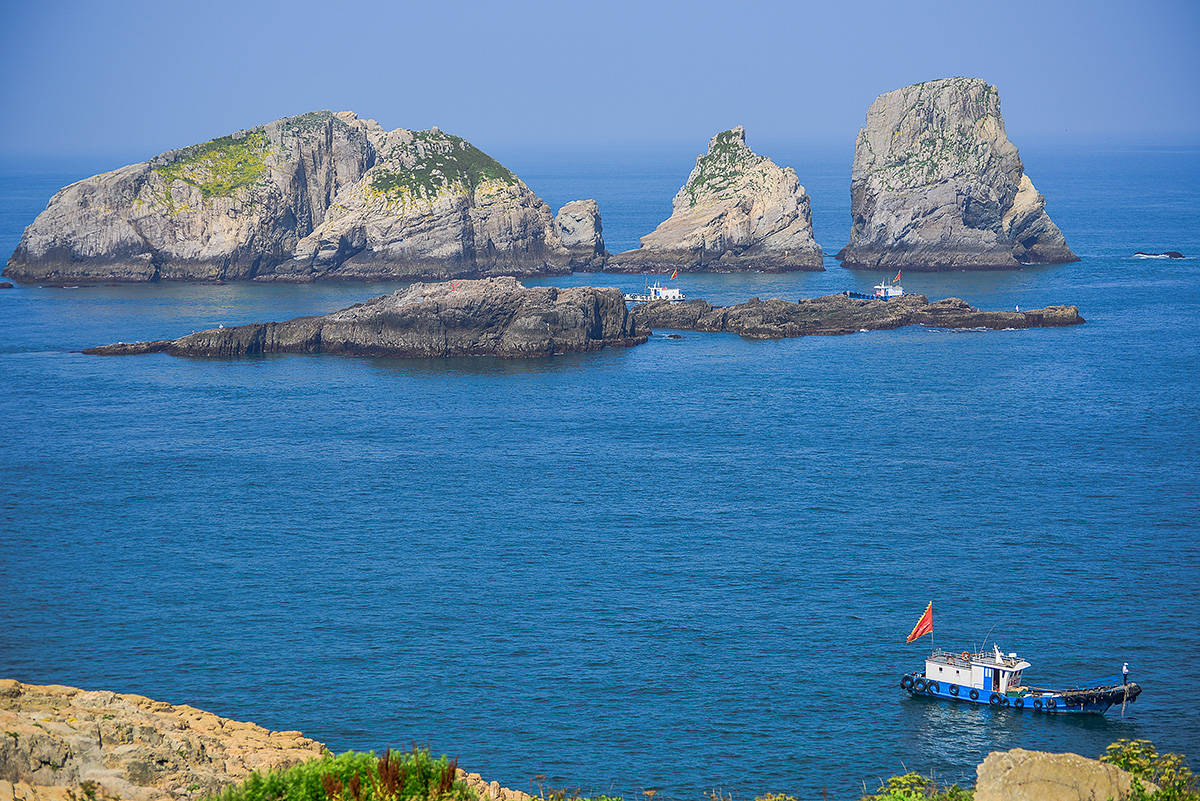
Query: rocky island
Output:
[[607, 127, 823, 273], [5, 111, 572, 284], [84, 277, 645, 358], [631, 293, 1084, 338], [837, 78, 1078, 271], [554, 199, 607, 269]]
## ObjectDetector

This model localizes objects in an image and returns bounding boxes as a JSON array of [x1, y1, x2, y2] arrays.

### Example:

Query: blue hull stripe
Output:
[[901, 673, 1112, 715]]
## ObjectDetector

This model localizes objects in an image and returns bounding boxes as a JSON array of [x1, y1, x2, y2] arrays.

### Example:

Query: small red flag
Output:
[[670, 269, 678, 280], [906, 602, 933, 643], [893, 269, 902, 283]]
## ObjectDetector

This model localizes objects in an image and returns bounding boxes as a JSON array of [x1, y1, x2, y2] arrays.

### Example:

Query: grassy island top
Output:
[[151, 129, 271, 201], [683, 127, 769, 206], [369, 129, 519, 202]]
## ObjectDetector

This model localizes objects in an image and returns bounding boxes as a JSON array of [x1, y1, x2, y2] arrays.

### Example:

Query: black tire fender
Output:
[[900, 675, 914, 690], [1034, 699, 1044, 710], [926, 681, 940, 694], [949, 684, 959, 696], [1047, 698, 1057, 710], [1014, 698, 1025, 708], [989, 692, 1003, 705], [914, 678, 928, 693], [969, 688, 980, 700]]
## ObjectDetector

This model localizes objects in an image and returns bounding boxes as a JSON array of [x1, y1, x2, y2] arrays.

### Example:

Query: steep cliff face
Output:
[[5, 112, 570, 283], [837, 78, 1077, 270], [608, 127, 822, 272], [554, 200, 606, 269], [85, 277, 646, 358]]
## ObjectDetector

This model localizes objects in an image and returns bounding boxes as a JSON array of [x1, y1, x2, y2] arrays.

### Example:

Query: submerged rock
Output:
[[6, 112, 570, 284], [85, 277, 646, 358], [554, 200, 607, 269], [631, 293, 1083, 338], [608, 127, 822, 273], [837, 78, 1077, 271]]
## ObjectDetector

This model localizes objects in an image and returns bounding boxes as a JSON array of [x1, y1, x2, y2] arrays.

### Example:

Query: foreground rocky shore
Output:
[[1, 680, 1170, 801], [84, 278, 645, 358], [631, 294, 1084, 339], [84, 280, 1083, 358]]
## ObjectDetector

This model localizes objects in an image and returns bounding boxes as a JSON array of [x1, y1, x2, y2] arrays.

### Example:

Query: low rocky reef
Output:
[[631, 293, 1083, 339], [607, 127, 823, 273], [84, 277, 646, 358]]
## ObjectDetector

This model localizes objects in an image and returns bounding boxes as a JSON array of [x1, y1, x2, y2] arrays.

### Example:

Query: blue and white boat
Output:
[[900, 645, 1142, 715]]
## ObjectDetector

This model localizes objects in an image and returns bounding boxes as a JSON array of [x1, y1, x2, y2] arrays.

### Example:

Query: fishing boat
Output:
[[900, 645, 1141, 715], [899, 604, 1141, 715], [624, 281, 684, 303], [843, 269, 904, 300]]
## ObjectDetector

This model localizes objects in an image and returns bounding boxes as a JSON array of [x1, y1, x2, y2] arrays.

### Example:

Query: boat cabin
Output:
[[874, 282, 904, 299], [624, 282, 684, 303], [925, 647, 1031, 693]]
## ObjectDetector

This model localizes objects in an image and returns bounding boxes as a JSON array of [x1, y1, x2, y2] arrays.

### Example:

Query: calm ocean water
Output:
[[1, 141, 1198, 799]]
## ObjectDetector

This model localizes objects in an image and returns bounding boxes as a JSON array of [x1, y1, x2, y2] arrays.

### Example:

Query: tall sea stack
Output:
[[837, 78, 1077, 271], [607, 127, 823, 273], [5, 111, 571, 283]]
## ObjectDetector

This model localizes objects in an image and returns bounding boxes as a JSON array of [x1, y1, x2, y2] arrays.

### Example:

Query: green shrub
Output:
[[1101, 740, 1199, 801], [206, 747, 475, 801], [860, 772, 973, 801]]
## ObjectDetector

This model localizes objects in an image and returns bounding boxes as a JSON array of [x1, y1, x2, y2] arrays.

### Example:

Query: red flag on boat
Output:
[[893, 269, 902, 283], [906, 602, 933, 643], [670, 269, 678, 280]]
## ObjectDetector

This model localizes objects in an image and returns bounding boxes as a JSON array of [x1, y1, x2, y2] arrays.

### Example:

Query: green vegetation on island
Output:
[[152, 129, 270, 202], [370, 131, 517, 202], [684, 129, 763, 206]]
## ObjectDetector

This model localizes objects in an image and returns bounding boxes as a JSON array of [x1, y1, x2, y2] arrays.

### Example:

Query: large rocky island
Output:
[[84, 277, 646, 358], [5, 111, 582, 283], [837, 78, 1078, 271], [607, 127, 823, 273]]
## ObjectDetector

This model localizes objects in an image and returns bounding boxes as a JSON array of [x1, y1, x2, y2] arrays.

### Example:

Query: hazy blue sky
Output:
[[2, 0, 1197, 160]]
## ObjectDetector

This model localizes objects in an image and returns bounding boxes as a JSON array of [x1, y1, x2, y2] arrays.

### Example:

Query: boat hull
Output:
[[900, 672, 1138, 715]]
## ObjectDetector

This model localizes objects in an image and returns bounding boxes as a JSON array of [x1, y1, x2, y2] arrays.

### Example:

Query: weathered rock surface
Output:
[[5, 112, 570, 284], [85, 277, 645, 358], [0, 679, 326, 801], [608, 127, 822, 273], [837, 78, 1077, 271], [631, 293, 1083, 338], [975, 747, 1156, 801], [554, 200, 606, 269]]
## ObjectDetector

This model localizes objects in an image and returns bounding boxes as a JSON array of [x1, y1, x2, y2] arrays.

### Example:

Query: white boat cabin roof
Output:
[[928, 647, 1031, 672]]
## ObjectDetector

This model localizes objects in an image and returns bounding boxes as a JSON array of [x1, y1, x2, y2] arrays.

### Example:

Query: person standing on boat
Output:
[[1123, 662, 1130, 685]]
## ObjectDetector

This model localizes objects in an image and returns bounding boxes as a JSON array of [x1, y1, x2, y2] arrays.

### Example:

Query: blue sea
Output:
[[1, 141, 1198, 800]]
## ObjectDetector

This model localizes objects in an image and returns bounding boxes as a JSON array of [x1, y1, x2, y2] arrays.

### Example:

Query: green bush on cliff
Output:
[[859, 772, 972, 801], [370, 131, 517, 202], [1101, 740, 1199, 801], [207, 747, 475, 801], [153, 130, 270, 202]]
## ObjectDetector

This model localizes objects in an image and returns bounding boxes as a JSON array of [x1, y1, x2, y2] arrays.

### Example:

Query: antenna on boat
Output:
[[979, 622, 999, 655]]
